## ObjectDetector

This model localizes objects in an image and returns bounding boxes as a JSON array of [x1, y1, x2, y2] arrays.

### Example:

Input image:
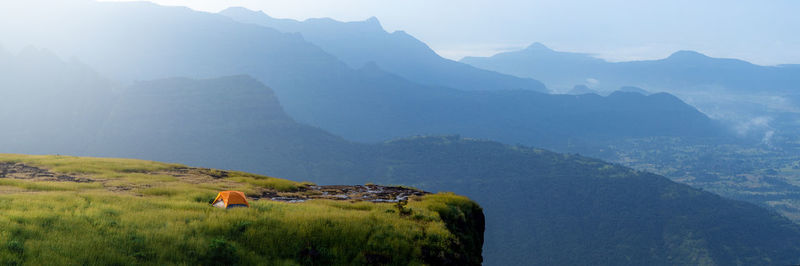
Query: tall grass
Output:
[[0, 154, 483, 265], [0, 192, 463, 265]]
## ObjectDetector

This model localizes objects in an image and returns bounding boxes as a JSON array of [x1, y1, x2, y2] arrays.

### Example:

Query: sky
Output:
[[100, 0, 800, 65]]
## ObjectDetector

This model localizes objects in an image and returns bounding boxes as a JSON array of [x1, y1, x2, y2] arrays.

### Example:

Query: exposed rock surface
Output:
[[263, 184, 429, 203], [0, 162, 92, 182]]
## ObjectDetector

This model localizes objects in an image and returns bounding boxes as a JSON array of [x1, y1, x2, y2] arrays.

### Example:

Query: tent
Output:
[[212, 191, 250, 209]]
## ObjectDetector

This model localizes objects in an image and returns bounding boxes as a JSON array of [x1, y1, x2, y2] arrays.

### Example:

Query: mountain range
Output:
[[2, 47, 800, 264], [0, 2, 723, 151], [462, 42, 800, 94], [219, 7, 548, 93]]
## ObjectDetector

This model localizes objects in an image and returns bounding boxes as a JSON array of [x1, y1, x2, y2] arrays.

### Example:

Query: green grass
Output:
[[0, 154, 483, 265]]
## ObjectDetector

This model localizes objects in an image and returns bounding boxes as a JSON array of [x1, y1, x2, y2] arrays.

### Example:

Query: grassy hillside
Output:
[[0, 154, 484, 265], [461, 43, 800, 94]]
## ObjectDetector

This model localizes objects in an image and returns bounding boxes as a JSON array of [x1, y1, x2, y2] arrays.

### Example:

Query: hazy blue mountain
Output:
[[88, 76, 363, 178], [2, 65, 799, 265], [270, 61, 721, 147], [462, 43, 800, 94], [0, 46, 113, 155], [0, 2, 350, 85], [462, 43, 608, 90], [0, 1, 722, 150], [462, 44, 800, 142], [219, 7, 548, 92]]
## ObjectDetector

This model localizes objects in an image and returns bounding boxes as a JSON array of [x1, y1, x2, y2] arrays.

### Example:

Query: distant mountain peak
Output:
[[667, 50, 709, 60], [352, 16, 384, 31], [221, 6, 250, 13], [525, 42, 552, 51], [220, 6, 269, 18], [364, 16, 380, 25]]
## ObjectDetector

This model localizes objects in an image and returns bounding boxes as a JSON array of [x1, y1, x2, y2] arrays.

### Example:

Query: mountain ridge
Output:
[[461, 42, 800, 93], [219, 6, 549, 92]]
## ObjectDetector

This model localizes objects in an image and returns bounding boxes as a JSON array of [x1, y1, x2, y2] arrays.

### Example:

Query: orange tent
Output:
[[212, 191, 250, 209]]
